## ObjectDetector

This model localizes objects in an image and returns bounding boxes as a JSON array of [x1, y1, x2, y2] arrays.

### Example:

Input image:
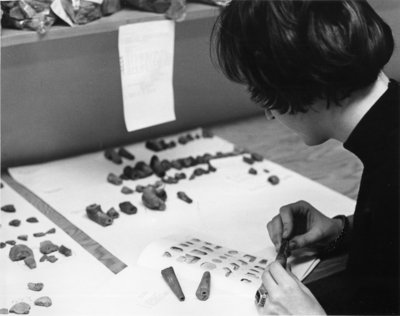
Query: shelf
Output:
[[1, 3, 220, 47]]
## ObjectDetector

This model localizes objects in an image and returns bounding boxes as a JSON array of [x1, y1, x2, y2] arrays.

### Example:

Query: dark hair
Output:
[[211, 0, 394, 114]]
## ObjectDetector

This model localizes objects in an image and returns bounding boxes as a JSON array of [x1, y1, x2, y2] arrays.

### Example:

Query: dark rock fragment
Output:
[[207, 164, 217, 173], [34, 296, 52, 307], [24, 256, 37, 269], [119, 201, 137, 215], [177, 191, 193, 204], [26, 217, 38, 223], [9, 219, 21, 227], [118, 147, 135, 160], [9, 244, 33, 261], [104, 148, 122, 164], [0, 183, 3, 189], [107, 173, 123, 186], [202, 129, 213, 138], [33, 232, 46, 238], [28, 282, 44, 291], [59, 245, 72, 257], [145, 139, 164, 152], [0, 242, 6, 249], [46, 255, 58, 263], [162, 176, 178, 184], [106, 207, 119, 219], [248, 168, 257, 175], [135, 185, 145, 193], [9, 302, 30, 314], [150, 155, 166, 177], [17, 235, 28, 241], [121, 186, 134, 194], [142, 186, 166, 211], [86, 204, 113, 227], [46, 228, 56, 234], [243, 156, 254, 165], [6, 240, 16, 246], [171, 160, 183, 170], [251, 152, 264, 162], [161, 159, 172, 171], [40, 240, 59, 255], [39, 255, 48, 262], [268, 175, 280, 185], [1, 204, 16, 213], [193, 168, 208, 176]]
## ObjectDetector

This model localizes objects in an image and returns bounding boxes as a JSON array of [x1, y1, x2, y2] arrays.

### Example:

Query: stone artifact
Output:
[[150, 155, 166, 177], [145, 139, 176, 152], [17, 235, 28, 241], [46, 255, 58, 263], [26, 217, 38, 223], [142, 186, 166, 211], [177, 191, 193, 204], [162, 176, 178, 184], [242, 156, 254, 165], [161, 266, 185, 301], [118, 147, 135, 160], [121, 186, 134, 194], [0, 242, 6, 249], [24, 256, 36, 269], [248, 168, 257, 175], [268, 175, 280, 185], [106, 207, 119, 219], [59, 245, 72, 257], [34, 296, 52, 307], [251, 152, 264, 162], [104, 148, 122, 164], [86, 204, 113, 226], [28, 282, 44, 291], [6, 240, 16, 246], [107, 173, 122, 186], [9, 302, 30, 314], [135, 185, 145, 193], [33, 232, 46, 238], [1, 204, 16, 213], [118, 201, 137, 215], [40, 241, 59, 254], [46, 228, 56, 234], [9, 244, 33, 262], [9, 219, 21, 227], [174, 172, 186, 180], [196, 271, 211, 301]]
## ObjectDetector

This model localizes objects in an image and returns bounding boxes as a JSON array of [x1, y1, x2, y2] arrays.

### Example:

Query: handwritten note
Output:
[[118, 20, 176, 132]]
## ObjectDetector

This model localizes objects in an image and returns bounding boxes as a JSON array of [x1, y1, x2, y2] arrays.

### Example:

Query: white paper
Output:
[[0, 182, 113, 315], [118, 20, 176, 132]]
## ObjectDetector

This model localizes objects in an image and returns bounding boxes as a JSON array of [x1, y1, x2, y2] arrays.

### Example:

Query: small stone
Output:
[[0, 182, 3, 189], [145, 139, 164, 152], [0, 308, 8, 314], [39, 255, 48, 262], [135, 185, 145, 193], [47, 255, 58, 263], [104, 148, 122, 164], [106, 207, 119, 219], [202, 129, 213, 138], [26, 217, 38, 223], [59, 245, 72, 257], [177, 191, 193, 204], [107, 173, 123, 186], [34, 296, 52, 307], [9, 244, 33, 261], [5, 240, 16, 246], [0, 242, 6, 249], [17, 235, 28, 241], [24, 256, 37, 269], [9, 302, 30, 314], [46, 228, 56, 234], [1, 204, 16, 213], [119, 201, 137, 215], [9, 219, 21, 227], [86, 204, 113, 227], [208, 164, 217, 173], [174, 172, 186, 180], [162, 176, 178, 184], [263, 169, 270, 173], [40, 241, 59, 255], [268, 175, 280, 185], [118, 147, 135, 160], [251, 153, 264, 162], [28, 282, 44, 291], [33, 232, 46, 238], [142, 187, 166, 211], [121, 186, 134, 194], [248, 168, 257, 175], [243, 156, 254, 165]]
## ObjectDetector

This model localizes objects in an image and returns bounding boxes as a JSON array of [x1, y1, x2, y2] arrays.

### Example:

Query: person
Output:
[[211, 0, 399, 314]]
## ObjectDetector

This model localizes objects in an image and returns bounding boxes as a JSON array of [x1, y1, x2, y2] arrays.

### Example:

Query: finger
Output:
[[269, 261, 294, 286], [267, 215, 283, 249], [290, 227, 322, 249], [279, 205, 294, 239], [261, 268, 278, 294]]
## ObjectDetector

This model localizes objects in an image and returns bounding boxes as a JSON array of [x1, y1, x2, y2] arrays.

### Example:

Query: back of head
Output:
[[211, 0, 394, 113]]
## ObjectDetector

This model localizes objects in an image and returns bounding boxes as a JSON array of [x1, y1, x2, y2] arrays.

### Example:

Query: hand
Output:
[[267, 200, 343, 251], [258, 261, 326, 315]]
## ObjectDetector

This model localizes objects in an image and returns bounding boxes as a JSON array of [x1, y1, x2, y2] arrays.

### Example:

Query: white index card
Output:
[[118, 20, 176, 132]]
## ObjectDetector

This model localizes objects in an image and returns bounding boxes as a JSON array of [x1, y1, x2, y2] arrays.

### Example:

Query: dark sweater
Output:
[[308, 79, 400, 315]]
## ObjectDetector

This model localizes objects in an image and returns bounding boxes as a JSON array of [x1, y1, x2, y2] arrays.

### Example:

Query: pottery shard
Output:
[[9, 244, 33, 262], [9, 302, 30, 314], [119, 201, 137, 215], [28, 282, 44, 291], [1, 204, 16, 213], [33, 232, 46, 238], [26, 217, 38, 223], [59, 245, 72, 257], [107, 173, 123, 186], [86, 204, 113, 226], [34, 296, 52, 307], [9, 219, 21, 227], [142, 187, 166, 211], [40, 240, 59, 255], [24, 256, 37, 269]]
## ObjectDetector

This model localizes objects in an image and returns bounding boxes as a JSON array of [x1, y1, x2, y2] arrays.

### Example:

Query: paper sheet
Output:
[[118, 20, 176, 132], [0, 182, 113, 315]]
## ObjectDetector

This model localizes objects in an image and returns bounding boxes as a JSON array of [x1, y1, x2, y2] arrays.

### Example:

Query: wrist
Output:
[[320, 215, 349, 257]]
